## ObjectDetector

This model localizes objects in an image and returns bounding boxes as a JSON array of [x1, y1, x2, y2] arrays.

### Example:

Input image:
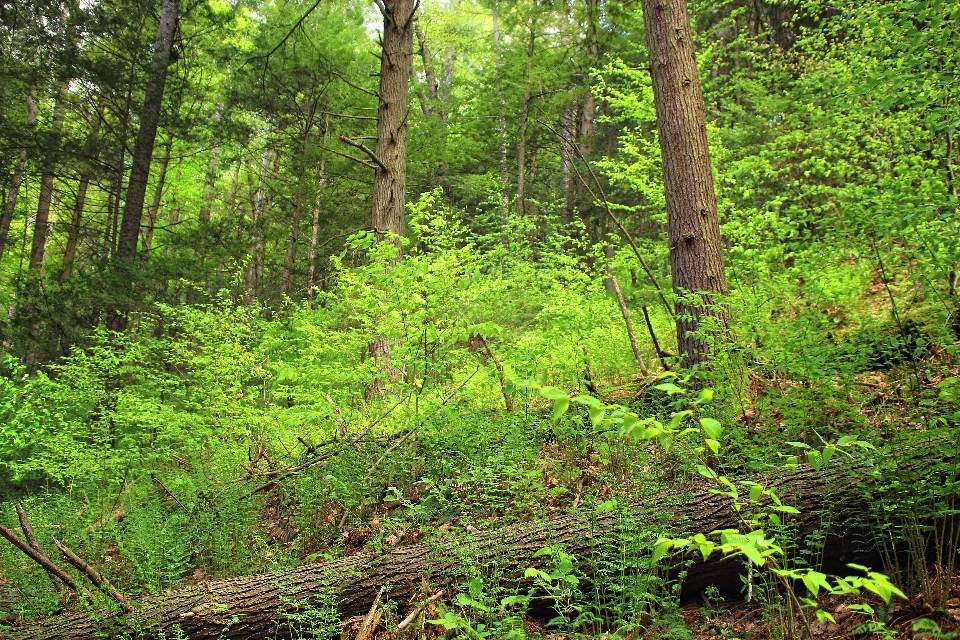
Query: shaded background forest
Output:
[[0, 0, 959, 634]]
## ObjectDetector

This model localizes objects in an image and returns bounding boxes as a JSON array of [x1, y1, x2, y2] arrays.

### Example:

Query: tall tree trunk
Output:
[[0, 95, 39, 263], [198, 105, 222, 224], [492, 7, 510, 248], [516, 21, 535, 217], [244, 145, 272, 305], [560, 108, 574, 221], [29, 100, 65, 272], [63, 108, 103, 279], [641, 0, 729, 370], [281, 185, 304, 297], [306, 157, 326, 300], [370, 0, 415, 248], [109, 0, 178, 331], [141, 134, 174, 253]]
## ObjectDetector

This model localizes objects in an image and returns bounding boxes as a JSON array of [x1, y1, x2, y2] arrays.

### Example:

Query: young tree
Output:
[[641, 0, 728, 369]]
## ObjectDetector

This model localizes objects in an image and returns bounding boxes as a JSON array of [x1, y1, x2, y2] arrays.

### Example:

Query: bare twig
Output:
[[0, 524, 81, 594], [16, 503, 64, 592], [396, 590, 445, 630], [151, 475, 186, 511], [239, 391, 413, 499], [53, 539, 132, 613], [608, 276, 648, 375], [642, 306, 670, 371], [477, 335, 514, 412]]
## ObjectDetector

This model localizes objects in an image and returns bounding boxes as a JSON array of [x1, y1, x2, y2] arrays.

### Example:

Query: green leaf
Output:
[[705, 438, 720, 454], [652, 538, 675, 563], [540, 386, 569, 400], [700, 417, 722, 440], [697, 464, 718, 480], [654, 383, 685, 395], [552, 397, 570, 422], [749, 484, 763, 503]]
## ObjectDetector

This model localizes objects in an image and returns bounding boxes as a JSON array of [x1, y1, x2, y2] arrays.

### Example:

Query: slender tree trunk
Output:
[[29, 100, 65, 272], [244, 145, 272, 304], [198, 104, 222, 224], [560, 108, 574, 221], [281, 187, 304, 297], [306, 158, 326, 300], [641, 0, 729, 370], [492, 7, 510, 248], [63, 109, 103, 278], [440, 46, 454, 126], [516, 21, 535, 218], [109, 0, 178, 331], [141, 134, 174, 253], [370, 0, 415, 249], [0, 95, 39, 263]]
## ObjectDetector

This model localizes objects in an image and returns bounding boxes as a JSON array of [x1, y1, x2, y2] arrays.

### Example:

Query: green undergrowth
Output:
[[0, 233, 959, 638]]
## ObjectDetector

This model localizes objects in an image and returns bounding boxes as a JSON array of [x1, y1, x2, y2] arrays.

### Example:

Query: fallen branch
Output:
[[52, 539, 131, 613], [0, 524, 82, 596], [16, 504, 63, 593]]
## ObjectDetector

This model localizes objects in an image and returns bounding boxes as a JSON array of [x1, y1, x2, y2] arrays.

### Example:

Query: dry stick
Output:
[[396, 590, 445, 631], [0, 524, 82, 594], [16, 503, 64, 593], [53, 539, 132, 613], [477, 335, 514, 412], [539, 119, 674, 319], [642, 306, 670, 371], [151, 475, 186, 511], [355, 585, 386, 640], [367, 366, 481, 475], [608, 276, 649, 375]]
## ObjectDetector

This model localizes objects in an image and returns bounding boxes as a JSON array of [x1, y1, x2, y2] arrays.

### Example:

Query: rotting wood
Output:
[[4, 449, 952, 639]]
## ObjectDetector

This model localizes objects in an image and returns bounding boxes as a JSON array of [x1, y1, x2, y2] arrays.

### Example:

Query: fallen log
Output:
[[3, 447, 950, 639]]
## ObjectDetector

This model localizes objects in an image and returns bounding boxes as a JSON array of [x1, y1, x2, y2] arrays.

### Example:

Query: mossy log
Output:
[[2, 451, 945, 639]]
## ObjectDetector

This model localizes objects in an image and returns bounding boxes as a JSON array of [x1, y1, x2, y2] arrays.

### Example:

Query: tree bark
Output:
[[641, 0, 729, 370], [371, 0, 415, 249], [0, 95, 39, 264], [108, 0, 178, 331], [6, 451, 942, 640], [198, 105, 222, 224]]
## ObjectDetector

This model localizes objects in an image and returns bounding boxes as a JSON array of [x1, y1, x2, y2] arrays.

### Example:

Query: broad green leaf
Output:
[[654, 383, 685, 395], [540, 386, 569, 400], [705, 438, 720, 454], [700, 417, 722, 440], [552, 397, 570, 422]]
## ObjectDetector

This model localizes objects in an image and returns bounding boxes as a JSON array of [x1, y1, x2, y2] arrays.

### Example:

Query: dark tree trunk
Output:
[[641, 0, 729, 370], [371, 0, 415, 248], [0, 96, 39, 263], [29, 100, 65, 272], [6, 452, 945, 640], [108, 0, 178, 330]]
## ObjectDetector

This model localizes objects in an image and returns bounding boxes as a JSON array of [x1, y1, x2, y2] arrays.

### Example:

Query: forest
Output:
[[0, 0, 958, 636]]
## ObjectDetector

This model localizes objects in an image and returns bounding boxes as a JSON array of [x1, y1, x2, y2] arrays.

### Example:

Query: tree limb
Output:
[[339, 135, 388, 173]]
